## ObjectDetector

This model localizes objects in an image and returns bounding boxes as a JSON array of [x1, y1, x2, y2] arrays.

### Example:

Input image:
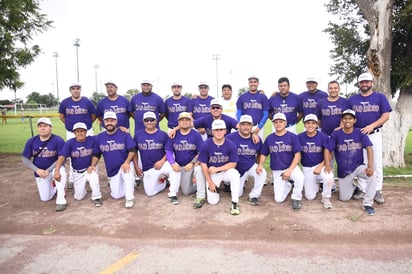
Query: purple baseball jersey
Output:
[[96, 96, 130, 129], [134, 129, 169, 171], [269, 92, 301, 125], [22, 134, 65, 177], [316, 97, 351, 136], [260, 131, 302, 170], [193, 114, 238, 138], [93, 130, 136, 177], [60, 136, 95, 170], [326, 128, 373, 178], [165, 129, 204, 166], [198, 138, 239, 168], [188, 96, 214, 120], [59, 97, 96, 131], [298, 131, 329, 167], [226, 131, 262, 176], [298, 90, 328, 117], [129, 92, 166, 133], [349, 92, 392, 129], [164, 96, 190, 128], [236, 92, 270, 125]]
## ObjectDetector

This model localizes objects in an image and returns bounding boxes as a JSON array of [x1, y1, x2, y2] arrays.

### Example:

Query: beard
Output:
[[106, 125, 116, 132]]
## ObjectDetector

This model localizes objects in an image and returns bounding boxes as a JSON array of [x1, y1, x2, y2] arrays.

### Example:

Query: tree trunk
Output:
[[355, 0, 412, 167]]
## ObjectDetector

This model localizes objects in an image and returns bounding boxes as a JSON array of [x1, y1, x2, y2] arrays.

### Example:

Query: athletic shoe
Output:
[[55, 204, 66, 212], [291, 199, 302, 210], [193, 198, 205, 209], [168, 196, 180, 205], [352, 188, 365, 200], [321, 197, 333, 209], [374, 191, 384, 204], [363, 205, 375, 216], [94, 198, 102, 207], [230, 202, 240, 215], [67, 181, 74, 189], [134, 178, 142, 189], [125, 199, 134, 209], [223, 184, 231, 193], [249, 197, 259, 206]]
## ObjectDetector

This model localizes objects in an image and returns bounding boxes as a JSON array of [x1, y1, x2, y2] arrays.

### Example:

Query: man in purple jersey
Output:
[[187, 81, 215, 140], [226, 115, 266, 206], [134, 112, 180, 204], [129, 79, 166, 134], [257, 113, 304, 210], [59, 82, 96, 188], [349, 72, 392, 204], [316, 81, 351, 136], [269, 77, 302, 133], [164, 82, 190, 131], [54, 122, 102, 207], [236, 76, 270, 140], [298, 114, 334, 209], [198, 119, 241, 215], [96, 80, 131, 132], [298, 77, 328, 118], [165, 112, 206, 208], [91, 111, 136, 209], [22, 118, 67, 211], [324, 109, 376, 216]]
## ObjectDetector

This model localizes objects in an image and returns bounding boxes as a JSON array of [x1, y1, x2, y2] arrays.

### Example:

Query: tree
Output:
[[26, 91, 58, 107], [90, 91, 105, 106], [123, 88, 139, 100], [0, 0, 53, 91], [237, 87, 248, 98], [183, 92, 192, 99], [324, 0, 412, 167]]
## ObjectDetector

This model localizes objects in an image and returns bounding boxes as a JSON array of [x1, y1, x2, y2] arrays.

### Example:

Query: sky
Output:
[[2, 0, 351, 102]]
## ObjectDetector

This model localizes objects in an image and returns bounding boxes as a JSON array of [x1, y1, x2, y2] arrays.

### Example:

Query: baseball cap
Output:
[[104, 80, 117, 87], [358, 72, 373, 82], [210, 99, 222, 107], [143, 111, 156, 120], [141, 79, 153, 85], [272, 112, 287, 121], [303, 114, 319, 123], [103, 111, 117, 120], [37, 117, 52, 126], [239, 115, 253, 124], [198, 81, 209, 87], [178, 112, 191, 120], [342, 109, 356, 118], [72, 122, 87, 131], [171, 82, 182, 87], [306, 77, 318, 83], [211, 119, 226, 130], [248, 75, 259, 81], [69, 82, 81, 88]]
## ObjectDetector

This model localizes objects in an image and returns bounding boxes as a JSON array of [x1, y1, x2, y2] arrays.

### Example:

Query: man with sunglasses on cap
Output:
[[91, 111, 136, 209], [54, 122, 102, 207], [22, 117, 67, 211], [198, 119, 241, 215], [164, 82, 190, 132], [134, 112, 180, 204]]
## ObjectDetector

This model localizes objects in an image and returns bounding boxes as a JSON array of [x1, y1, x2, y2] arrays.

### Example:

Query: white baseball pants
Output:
[[206, 168, 241, 205], [272, 166, 304, 202], [35, 166, 66, 205], [238, 163, 266, 199]]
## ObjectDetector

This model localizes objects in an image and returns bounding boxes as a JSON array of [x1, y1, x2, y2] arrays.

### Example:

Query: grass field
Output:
[[1, 114, 411, 176]]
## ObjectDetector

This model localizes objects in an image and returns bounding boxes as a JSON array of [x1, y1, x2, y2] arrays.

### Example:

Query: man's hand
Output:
[[366, 167, 374, 177], [208, 166, 219, 175], [53, 170, 61, 182], [121, 162, 131, 173], [36, 168, 49, 179], [171, 163, 181, 172]]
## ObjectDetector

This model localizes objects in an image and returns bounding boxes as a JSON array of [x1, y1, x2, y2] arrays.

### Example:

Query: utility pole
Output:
[[73, 38, 81, 82], [52, 52, 60, 104], [212, 54, 220, 97], [94, 64, 99, 92]]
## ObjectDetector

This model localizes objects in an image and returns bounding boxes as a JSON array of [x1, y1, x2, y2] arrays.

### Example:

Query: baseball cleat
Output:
[[193, 198, 205, 209], [168, 196, 180, 205], [230, 202, 240, 215], [291, 199, 302, 210], [55, 204, 67, 212], [94, 198, 103, 207], [374, 191, 384, 204], [249, 197, 259, 206], [125, 199, 134, 209], [321, 198, 333, 209], [363, 205, 375, 216]]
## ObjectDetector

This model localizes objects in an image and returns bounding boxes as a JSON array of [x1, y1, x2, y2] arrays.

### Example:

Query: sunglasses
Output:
[[211, 106, 222, 110], [144, 118, 156, 122], [199, 86, 208, 89]]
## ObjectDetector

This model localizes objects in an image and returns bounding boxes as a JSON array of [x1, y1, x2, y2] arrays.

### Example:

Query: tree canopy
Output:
[[0, 0, 52, 91]]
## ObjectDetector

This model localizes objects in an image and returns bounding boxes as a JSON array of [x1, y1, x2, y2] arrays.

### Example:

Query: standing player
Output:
[[349, 72, 392, 204], [236, 76, 270, 140], [324, 109, 376, 216], [298, 77, 328, 118], [22, 118, 67, 211], [298, 114, 334, 208], [91, 111, 136, 209], [269, 77, 302, 133], [164, 82, 190, 131], [96, 80, 131, 132], [54, 122, 102, 207], [257, 113, 305, 210], [134, 112, 180, 204], [226, 115, 266, 206], [198, 119, 241, 215], [221, 84, 237, 120], [165, 112, 206, 208]]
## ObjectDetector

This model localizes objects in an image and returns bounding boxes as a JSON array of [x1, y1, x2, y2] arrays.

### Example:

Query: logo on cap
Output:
[[272, 112, 287, 121], [342, 109, 356, 118], [303, 114, 318, 123], [239, 115, 253, 124], [72, 122, 87, 131], [37, 117, 52, 126], [143, 111, 156, 120], [211, 119, 226, 130], [358, 73, 373, 82], [103, 111, 117, 120], [178, 112, 191, 120]]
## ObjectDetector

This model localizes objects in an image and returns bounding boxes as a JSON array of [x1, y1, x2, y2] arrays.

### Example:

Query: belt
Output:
[[369, 128, 381, 135], [73, 168, 87, 174]]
